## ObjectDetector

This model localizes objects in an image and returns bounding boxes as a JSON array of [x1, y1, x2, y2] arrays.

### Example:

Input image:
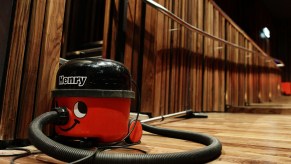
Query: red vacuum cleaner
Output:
[[29, 57, 222, 164], [53, 57, 142, 144]]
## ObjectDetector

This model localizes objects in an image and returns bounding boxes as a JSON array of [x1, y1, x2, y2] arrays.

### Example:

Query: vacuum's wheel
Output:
[[126, 120, 142, 143]]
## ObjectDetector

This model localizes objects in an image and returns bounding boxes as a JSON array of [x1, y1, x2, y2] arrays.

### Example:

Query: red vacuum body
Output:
[[52, 57, 142, 143]]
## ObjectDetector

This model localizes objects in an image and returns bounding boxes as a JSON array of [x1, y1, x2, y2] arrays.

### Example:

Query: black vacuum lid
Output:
[[53, 57, 134, 98]]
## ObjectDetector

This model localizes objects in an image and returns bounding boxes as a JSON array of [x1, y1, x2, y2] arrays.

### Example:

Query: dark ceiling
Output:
[[260, 0, 291, 20]]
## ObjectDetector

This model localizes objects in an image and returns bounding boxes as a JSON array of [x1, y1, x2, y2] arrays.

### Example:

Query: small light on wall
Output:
[[274, 59, 285, 67], [276, 63, 285, 67], [260, 27, 270, 39], [215, 46, 224, 50]]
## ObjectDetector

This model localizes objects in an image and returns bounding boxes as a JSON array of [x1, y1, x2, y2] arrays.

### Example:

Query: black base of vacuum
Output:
[[53, 135, 128, 149], [0, 139, 30, 149], [53, 136, 98, 148]]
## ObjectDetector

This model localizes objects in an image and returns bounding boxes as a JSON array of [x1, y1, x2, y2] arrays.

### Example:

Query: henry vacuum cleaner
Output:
[[28, 57, 222, 163]]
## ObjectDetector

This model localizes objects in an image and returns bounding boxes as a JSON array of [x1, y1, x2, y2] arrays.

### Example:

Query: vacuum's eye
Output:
[[74, 101, 87, 118]]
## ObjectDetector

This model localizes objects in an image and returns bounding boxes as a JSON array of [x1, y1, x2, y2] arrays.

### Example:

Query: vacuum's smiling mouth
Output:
[[60, 119, 80, 132]]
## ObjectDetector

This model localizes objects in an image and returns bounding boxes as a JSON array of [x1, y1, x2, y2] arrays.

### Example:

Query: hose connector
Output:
[[53, 107, 69, 125]]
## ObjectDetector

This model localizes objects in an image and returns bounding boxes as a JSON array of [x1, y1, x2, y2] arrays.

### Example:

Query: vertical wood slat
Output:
[[106, 0, 119, 60], [228, 26, 234, 106], [0, 0, 15, 98], [268, 65, 273, 101], [247, 42, 254, 104], [203, 0, 214, 112], [259, 55, 264, 102], [213, 9, 219, 111], [167, 1, 173, 114], [102, 0, 112, 59], [245, 41, 249, 104], [258, 55, 263, 102], [238, 34, 245, 106], [16, 0, 47, 139], [161, 0, 170, 115], [253, 49, 259, 103], [225, 22, 231, 106], [189, 0, 196, 111], [131, 0, 143, 84], [243, 39, 248, 104], [187, 0, 193, 111], [196, 0, 204, 112], [203, 0, 209, 111], [218, 15, 225, 111], [233, 29, 239, 106], [171, 1, 177, 114], [123, 0, 138, 112], [179, 0, 185, 113], [179, 2, 184, 112], [124, 0, 135, 70], [267, 60, 272, 101], [34, 0, 66, 117], [153, 0, 165, 116], [184, 0, 192, 111], [175, 2, 180, 112], [140, 2, 157, 114], [209, 1, 214, 111], [0, 0, 32, 140], [110, 0, 120, 60]]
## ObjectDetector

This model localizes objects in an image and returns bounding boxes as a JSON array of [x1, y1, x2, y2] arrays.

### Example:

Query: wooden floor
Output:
[[1, 111, 291, 163], [0, 113, 291, 164]]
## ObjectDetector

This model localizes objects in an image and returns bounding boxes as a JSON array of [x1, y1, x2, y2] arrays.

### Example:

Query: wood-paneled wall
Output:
[[0, 0, 281, 142], [0, 0, 66, 141], [103, 0, 281, 116]]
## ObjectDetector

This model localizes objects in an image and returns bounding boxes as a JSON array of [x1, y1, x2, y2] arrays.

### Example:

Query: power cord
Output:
[[68, 148, 100, 164], [120, 79, 141, 142], [0, 147, 41, 164]]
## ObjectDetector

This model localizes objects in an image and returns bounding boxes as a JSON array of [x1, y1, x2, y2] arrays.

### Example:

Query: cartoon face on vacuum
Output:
[[60, 101, 87, 132]]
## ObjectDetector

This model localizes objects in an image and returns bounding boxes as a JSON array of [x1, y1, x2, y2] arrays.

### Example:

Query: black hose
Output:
[[29, 111, 222, 164]]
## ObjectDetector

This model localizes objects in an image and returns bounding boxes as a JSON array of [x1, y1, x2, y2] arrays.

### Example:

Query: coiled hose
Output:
[[29, 111, 222, 164]]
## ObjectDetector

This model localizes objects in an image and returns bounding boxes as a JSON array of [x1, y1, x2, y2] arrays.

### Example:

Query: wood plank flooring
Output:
[[228, 95, 291, 114], [1, 112, 291, 163]]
